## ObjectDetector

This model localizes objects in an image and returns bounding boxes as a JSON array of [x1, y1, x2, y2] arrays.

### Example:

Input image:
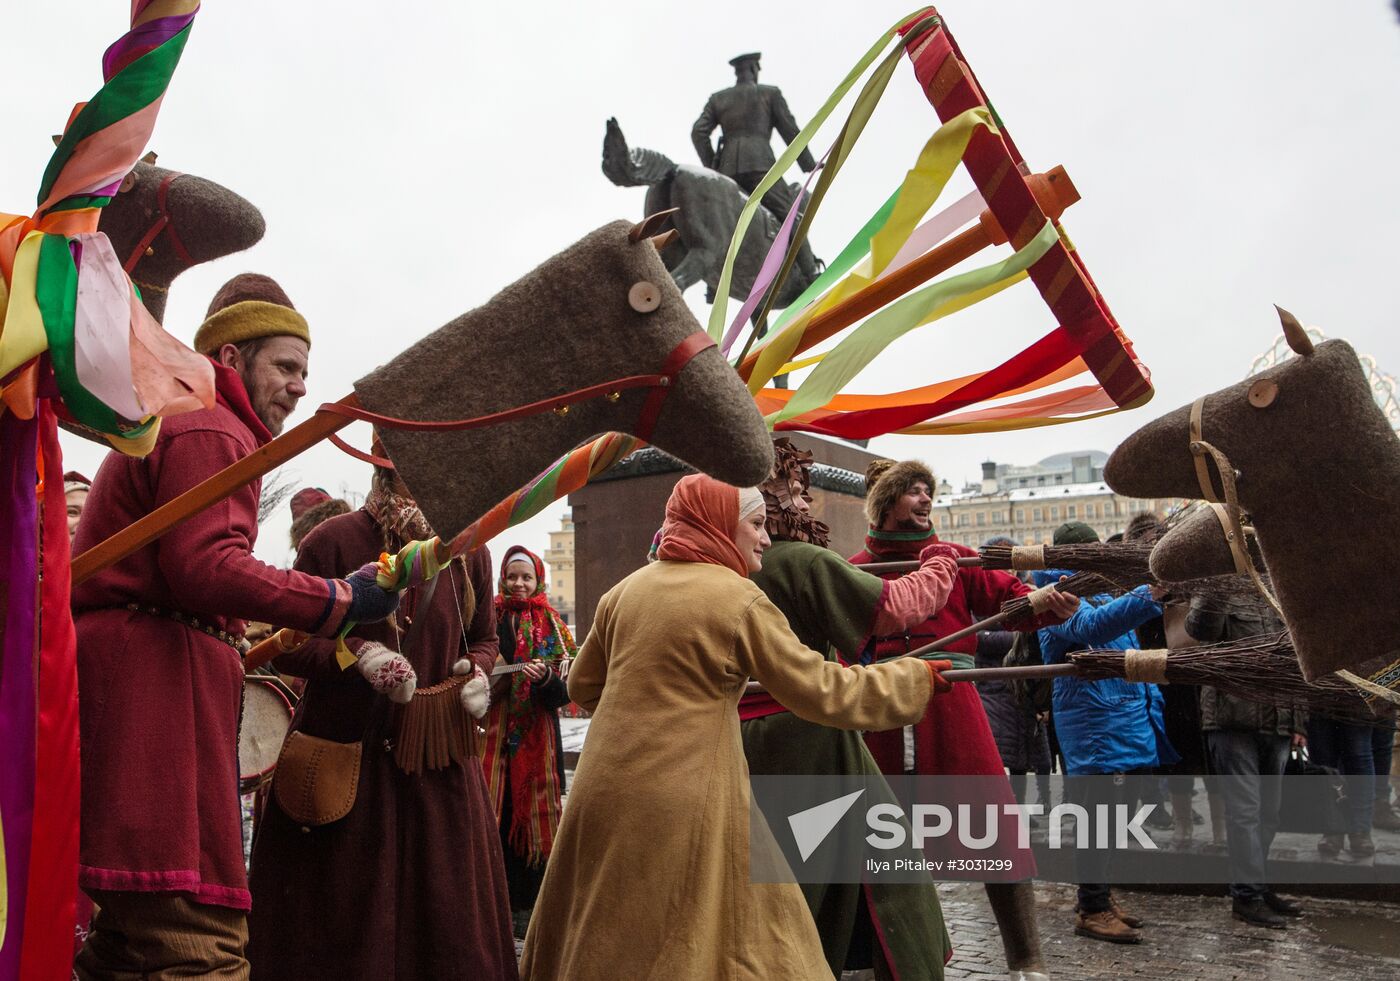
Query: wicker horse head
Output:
[[97, 155, 266, 322], [355, 218, 775, 540], [1104, 308, 1400, 680], [1149, 503, 1264, 584]]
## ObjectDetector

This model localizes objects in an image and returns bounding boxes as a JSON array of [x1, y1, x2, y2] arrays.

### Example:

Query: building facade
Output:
[[932, 451, 1180, 547], [543, 510, 576, 626]]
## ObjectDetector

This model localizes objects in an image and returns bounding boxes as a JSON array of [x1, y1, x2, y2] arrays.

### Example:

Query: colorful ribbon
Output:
[[0, 1, 210, 455], [0, 5, 202, 977], [706, 7, 1151, 439]]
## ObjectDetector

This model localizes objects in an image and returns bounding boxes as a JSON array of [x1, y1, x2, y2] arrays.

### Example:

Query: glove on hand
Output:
[[453, 658, 491, 719], [357, 642, 417, 704], [343, 562, 400, 625], [918, 542, 962, 564], [923, 658, 954, 695]]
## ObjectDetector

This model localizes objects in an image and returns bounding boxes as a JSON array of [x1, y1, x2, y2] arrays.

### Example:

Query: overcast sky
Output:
[[5, 2, 1398, 573]]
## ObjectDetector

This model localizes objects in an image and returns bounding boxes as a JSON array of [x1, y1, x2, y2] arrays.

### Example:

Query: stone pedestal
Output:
[[568, 434, 879, 634]]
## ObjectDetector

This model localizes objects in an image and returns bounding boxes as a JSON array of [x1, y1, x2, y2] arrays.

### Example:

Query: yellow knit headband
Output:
[[193, 300, 311, 356]]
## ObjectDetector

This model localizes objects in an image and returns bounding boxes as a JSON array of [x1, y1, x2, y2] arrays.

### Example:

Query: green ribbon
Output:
[[768, 220, 1061, 426], [38, 23, 192, 209], [706, 8, 936, 341]]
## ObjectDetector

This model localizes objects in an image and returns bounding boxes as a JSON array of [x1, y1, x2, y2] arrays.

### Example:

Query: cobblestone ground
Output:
[[933, 880, 1400, 980]]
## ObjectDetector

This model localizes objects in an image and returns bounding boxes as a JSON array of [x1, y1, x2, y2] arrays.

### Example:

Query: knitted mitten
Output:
[[357, 642, 417, 704]]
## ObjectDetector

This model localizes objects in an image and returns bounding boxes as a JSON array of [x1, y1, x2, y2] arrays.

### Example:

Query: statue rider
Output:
[[692, 52, 816, 226]]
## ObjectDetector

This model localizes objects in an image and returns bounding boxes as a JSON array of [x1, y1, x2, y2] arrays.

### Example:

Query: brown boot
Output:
[[1075, 909, 1142, 944], [1110, 896, 1145, 928]]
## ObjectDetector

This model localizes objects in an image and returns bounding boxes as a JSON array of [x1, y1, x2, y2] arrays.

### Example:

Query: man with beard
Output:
[[248, 452, 517, 981], [849, 459, 1081, 981], [72, 274, 401, 978], [740, 439, 963, 979]]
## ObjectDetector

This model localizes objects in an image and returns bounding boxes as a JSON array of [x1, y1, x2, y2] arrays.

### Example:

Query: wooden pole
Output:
[[71, 395, 361, 587], [743, 661, 1078, 695], [735, 166, 1079, 384]]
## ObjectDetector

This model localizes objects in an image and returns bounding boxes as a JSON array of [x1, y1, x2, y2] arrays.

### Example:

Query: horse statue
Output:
[[601, 118, 820, 321]]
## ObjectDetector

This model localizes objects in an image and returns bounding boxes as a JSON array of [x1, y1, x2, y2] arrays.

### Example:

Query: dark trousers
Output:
[[1067, 771, 1141, 913], [1308, 716, 1376, 834], [1009, 770, 1052, 810], [1205, 730, 1289, 900], [1373, 719, 1397, 805]]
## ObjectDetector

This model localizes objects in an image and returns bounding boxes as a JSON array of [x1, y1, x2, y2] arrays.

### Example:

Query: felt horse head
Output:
[[355, 218, 775, 540], [97, 154, 266, 322], [1104, 307, 1400, 679], [1149, 503, 1264, 584]]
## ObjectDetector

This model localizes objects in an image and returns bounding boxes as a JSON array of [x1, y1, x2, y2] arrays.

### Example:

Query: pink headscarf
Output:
[[657, 474, 750, 577]]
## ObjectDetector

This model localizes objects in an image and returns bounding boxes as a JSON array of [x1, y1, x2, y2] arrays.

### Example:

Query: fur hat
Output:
[[193, 273, 310, 355], [864, 458, 935, 526]]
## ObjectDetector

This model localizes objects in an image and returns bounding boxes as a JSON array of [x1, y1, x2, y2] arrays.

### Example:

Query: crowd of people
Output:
[[63, 275, 1397, 979]]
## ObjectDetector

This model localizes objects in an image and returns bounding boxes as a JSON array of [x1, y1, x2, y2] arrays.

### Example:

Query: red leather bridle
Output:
[[121, 172, 195, 274], [322, 331, 717, 468]]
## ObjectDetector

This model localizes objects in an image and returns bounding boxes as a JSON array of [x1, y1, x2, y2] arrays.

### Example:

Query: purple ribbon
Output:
[[0, 412, 40, 976], [720, 147, 832, 357]]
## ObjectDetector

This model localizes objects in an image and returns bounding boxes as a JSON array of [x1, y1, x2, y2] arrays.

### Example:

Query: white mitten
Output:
[[357, 642, 417, 704], [453, 658, 491, 720]]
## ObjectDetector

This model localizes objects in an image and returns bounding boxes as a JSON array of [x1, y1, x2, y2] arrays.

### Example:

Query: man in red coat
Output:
[[72, 274, 400, 979], [850, 459, 1079, 981]]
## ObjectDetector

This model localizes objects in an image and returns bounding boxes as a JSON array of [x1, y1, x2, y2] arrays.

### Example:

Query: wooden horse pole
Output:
[[71, 394, 361, 587], [744, 661, 1078, 696]]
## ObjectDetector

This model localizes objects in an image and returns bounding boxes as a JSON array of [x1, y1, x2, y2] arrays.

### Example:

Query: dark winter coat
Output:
[[1188, 596, 1306, 736], [975, 630, 1051, 773]]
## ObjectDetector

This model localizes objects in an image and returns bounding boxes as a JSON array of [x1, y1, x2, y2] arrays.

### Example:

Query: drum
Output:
[[240, 674, 298, 795]]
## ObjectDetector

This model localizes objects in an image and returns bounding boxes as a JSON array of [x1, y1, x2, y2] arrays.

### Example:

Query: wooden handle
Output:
[[243, 628, 311, 673], [72, 394, 361, 587], [743, 661, 1078, 696]]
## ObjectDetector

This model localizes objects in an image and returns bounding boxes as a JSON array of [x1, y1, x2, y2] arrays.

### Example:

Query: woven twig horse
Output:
[[1104, 308, 1400, 680]]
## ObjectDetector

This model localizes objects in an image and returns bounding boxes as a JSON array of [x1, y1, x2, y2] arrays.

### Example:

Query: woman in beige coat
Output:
[[519, 474, 954, 981]]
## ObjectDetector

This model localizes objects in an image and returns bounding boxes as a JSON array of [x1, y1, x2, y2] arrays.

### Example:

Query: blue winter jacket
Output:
[[1034, 571, 1179, 775]]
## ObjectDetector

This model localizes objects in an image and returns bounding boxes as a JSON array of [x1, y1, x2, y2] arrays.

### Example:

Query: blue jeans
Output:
[[1206, 730, 1289, 901], [1373, 719, 1396, 806], [1307, 717, 1375, 834]]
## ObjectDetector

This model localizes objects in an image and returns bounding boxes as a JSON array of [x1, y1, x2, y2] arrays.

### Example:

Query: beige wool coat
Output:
[[519, 560, 934, 981]]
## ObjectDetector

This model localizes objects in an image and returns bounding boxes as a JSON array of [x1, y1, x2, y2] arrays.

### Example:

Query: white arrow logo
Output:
[[787, 790, 866, 862]]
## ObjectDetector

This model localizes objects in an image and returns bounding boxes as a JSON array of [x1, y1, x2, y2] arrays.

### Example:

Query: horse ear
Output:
[[119, 170, 138, 194], [629, 207, 680, 243], [140, 150, 158, 166], [649, 228, 680, 251], [1274, 304, 1314, 356]]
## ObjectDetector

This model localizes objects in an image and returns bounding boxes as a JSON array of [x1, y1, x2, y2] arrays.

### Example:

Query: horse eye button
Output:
[[1247, 379, 1278, 408], [628, 281, 661, 313]]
